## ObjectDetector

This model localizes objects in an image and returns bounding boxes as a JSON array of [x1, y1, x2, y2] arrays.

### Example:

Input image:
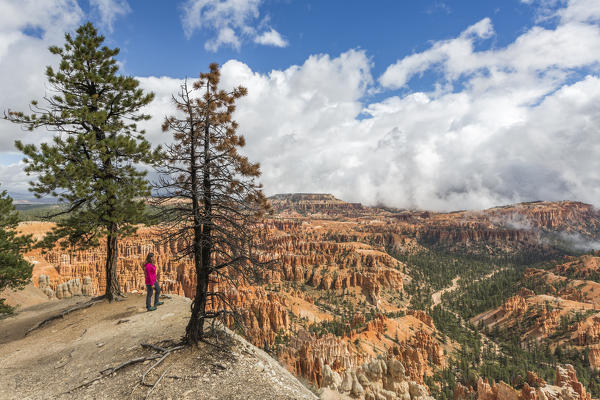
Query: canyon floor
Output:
[[0, 293, 318, 400]]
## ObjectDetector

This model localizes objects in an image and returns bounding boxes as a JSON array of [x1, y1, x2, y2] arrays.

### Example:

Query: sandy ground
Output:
[[1, 283, 54, 310], [0, 294, 317, 400]]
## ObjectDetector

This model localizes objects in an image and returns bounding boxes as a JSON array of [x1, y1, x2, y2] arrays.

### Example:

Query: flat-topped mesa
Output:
[[485, 201, 600, 232], [268, 193, 363, 215]]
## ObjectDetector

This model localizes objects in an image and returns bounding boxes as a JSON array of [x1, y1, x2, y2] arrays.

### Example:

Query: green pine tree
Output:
[[0, 190, 33, 314], [4, 23, 160, 301]]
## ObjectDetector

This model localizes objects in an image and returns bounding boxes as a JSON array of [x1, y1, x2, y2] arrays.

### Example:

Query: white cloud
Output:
[[371, 1, 600, 209], [180, 0, 287, 51], [521, 0, 600, 23], [0, 0, 83, 155], [89, 0, 131, 32], [253, 28, 287, 47], [379, 18, 495, 89], [0, 161, 32, 198], [557, 0, 600, 23], [0, 0, 82, 38]]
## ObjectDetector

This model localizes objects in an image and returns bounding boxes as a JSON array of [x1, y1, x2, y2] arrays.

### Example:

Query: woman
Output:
[[144, 253, 164, 311]]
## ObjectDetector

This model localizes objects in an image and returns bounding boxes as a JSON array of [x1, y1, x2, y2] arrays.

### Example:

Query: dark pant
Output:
[[146, 281, 160, 309]]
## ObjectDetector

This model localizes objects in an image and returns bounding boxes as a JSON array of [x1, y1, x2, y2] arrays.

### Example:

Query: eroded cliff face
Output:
[[395, 201, 600, 256], [475, 365, 591, 400]]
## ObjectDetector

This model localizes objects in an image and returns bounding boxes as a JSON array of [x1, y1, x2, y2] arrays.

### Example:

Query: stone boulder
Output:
[[55, 278, 85, 299], [82, 276, 94, 296], [321, 364, 342, 390], [37, 274, 55, 299]]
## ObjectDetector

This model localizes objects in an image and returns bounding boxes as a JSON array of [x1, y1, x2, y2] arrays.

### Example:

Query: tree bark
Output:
[[105, 226, 121, 302], [186, 266, 208, 343]]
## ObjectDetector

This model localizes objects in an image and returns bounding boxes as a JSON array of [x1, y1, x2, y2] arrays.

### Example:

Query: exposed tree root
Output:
[[25, 296, 105, 336], [65, 341, 184, 395], [66, 355, 161, 394], [141, 343, 166, 353], [140, 345, 184, 386], [144, 364, 173, 399]]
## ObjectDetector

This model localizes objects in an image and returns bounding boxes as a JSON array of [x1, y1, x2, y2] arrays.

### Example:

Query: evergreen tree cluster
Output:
[[0, 190, 33, 314]]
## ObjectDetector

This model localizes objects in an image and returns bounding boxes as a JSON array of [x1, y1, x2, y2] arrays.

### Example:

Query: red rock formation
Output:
[[455, 383, 476, 400], [477, 378, 497, 400], [534, 306, 561, 336], [19, 198, 600, 399], [555, 365, 591, 400], [477, 365, 591, 400], [589, 346, 600, 370], [408, 310, 435, 328], [388, 329, 443, 384], [502, 295, 528, 315], [527, 371, 546, 388], [573, 317, 600, 346], [279, 330, 364, 386]]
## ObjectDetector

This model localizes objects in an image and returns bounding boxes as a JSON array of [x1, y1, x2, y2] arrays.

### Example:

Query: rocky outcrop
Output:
[[388, 329, 443, 384], [395, 201, 600, 256], [554, 365, 592, 400], [37, 274, 55, 299], [477, 365, 591, 400], [321, 357, 434, 400], [280, 331, 363, 387], [19, 198, 600, 399], [527, 371, 546, 388], [407, 311, 434, 328], [573, 316, 600, 346], [221, 285, 291, 350], [589, 346, 600, 370], [502, 295, 528, 315], [82, 276, 94, 296], [55, 277, 92, 299], [455, 383, 476, 400], [490, 202, 600, 233]]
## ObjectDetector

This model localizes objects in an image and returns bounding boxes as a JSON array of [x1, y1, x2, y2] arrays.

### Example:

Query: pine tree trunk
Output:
[[185, 90, 213, 344], [184, 90, 206, 344], [186, 264, 208, 343], [105, 227, 121, 302], [185, 209, 206, 343]]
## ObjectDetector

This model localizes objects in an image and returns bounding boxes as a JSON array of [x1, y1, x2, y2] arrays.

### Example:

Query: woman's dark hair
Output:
[[145, 253, 155, 265]]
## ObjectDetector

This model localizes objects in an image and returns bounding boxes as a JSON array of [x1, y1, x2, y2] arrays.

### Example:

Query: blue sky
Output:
[[0, 0, 599, 210], [102, 1, 537, 86]]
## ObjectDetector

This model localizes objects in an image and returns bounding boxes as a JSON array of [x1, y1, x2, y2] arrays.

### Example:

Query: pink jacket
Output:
[[145, 263, 157, 286]]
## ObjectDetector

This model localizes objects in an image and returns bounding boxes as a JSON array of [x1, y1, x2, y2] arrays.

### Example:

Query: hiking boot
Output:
[[147, 307, 157, 312], [155, 301, 164, 306]]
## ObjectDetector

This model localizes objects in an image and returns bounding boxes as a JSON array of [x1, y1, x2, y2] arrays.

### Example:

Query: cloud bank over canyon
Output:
[[0, 0, 599, 211]]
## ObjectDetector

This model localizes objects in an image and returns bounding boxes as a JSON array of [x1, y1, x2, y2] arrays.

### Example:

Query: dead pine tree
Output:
[[155, 63, 269, 344]]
